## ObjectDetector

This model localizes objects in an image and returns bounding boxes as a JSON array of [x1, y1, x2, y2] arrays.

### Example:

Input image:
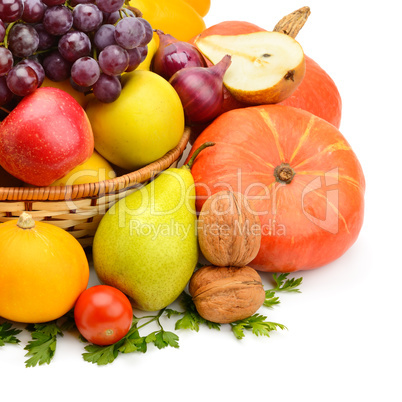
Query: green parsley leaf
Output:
[[230, 314, 287, 340], [0, 322, 22, 346], [174, 292, 221, 332], [83, 344, 119, 365], [24, 323, 63, 367], [272, 273, 303, 293], [263, 289, 280, 308]]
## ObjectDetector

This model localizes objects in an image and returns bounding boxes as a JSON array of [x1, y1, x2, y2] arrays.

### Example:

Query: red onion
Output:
[[152, 29, 207, 81], [169, 54, 232, 124]]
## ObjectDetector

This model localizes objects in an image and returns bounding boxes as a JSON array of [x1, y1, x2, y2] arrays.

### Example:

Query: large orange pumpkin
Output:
[[191, 21, 342, 128], [186, 105, 365, 272]]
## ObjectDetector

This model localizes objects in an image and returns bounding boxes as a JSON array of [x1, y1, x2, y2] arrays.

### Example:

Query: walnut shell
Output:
[[197, 191, 261, 267], [189, 265, 266, 324]]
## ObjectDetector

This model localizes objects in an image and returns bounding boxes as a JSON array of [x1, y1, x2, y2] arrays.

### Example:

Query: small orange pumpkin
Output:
[[0, 213, 89, 323]]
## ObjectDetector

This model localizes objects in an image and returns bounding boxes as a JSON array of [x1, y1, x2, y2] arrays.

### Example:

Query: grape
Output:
[[43, 5, 73, 36], [137, 45, 148, 63], [93, 23, 116, 50], [0, 46, 13, 76], [125, 47, 142, 72], [34, 23, 57, 50], [95, 0, 124, 13], [114, 17, 145, 50], [8, 23, 40, 58], [105, 7, 134, 24], [73, 3, 103, 32], [137, 18, 153, 46], [71, 56, 100, 87], [22, 0, 47, 23], [6, 65, 39, 97], [0, 19, 6, 42], [70, 0, 94, 6], [42, 50, 72, 81], [0, 0, 24, 23], [69, 77, 91, 92], [0, 76, 13, 106], [92, 73, 121, 103], [58, 31, 91, 62], [42, 0, 66, 6], [19, 59, 45, 87], [98, 44, 129, 75]]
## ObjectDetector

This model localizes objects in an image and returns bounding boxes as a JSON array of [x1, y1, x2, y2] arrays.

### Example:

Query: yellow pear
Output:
[[195, 31, 305, 104]]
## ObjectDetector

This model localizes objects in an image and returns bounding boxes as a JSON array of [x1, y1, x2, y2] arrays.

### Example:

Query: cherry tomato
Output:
[[74, 285, 133, 346]]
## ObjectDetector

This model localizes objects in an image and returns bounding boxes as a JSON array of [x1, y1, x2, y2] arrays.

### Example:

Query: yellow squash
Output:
[[130, 0, 206, 41], [183, 0, 211, 17], [0, 213, 89, 323]]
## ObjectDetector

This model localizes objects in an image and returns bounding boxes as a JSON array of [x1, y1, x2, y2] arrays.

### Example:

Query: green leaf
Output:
[[24, 322, 63, 367], [272, 273, 302, 293], [263, 289, 280, 308], [164, 308, 182, 318], [0, 322, 22, 346], [230, 314, 287, 340], [173, 292, 221, 332], [162, 331, 179, 348], [82, 344, 119, 365], [175, 311, 201, 332]]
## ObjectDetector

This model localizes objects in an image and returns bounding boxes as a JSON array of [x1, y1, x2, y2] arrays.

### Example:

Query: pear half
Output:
[[195, 31, 305, 105]]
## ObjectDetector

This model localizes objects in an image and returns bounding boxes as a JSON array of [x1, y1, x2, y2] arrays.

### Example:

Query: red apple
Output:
[[0, 87, 94, 186]]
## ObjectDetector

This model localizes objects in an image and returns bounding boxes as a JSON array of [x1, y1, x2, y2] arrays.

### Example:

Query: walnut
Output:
[[197, 191, 261, 267], [189, 265, 266, 324]]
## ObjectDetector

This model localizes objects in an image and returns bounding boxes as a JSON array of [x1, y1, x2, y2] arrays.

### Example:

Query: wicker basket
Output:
[[0, 127, 191, 248]]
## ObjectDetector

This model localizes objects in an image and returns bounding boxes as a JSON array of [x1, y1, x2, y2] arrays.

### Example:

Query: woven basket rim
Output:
[[0, 127, 191, 202]]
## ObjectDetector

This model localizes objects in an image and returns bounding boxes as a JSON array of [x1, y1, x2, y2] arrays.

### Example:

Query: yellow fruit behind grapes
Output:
[[137, 35, 158, 71], [50, 151, 116, 186], [130, 0, 206, 41], [41, 77, 92, 108], [85, 70, 185, 171], [183, 0, 211, 17]]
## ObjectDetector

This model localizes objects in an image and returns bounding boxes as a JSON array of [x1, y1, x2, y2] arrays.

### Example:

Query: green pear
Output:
[[92, 142, 214, 311]]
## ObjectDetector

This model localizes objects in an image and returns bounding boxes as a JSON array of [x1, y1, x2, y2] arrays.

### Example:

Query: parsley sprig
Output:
[[1, 273, 302, 366], [24, 322, 64, 367], [231, 314, 287, 339], [264, 273, 303, 308], [0, 322, 22, 346], [82, 308, 179, 365]]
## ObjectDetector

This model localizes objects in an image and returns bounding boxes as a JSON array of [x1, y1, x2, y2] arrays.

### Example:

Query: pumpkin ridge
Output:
[[297, 171, 363, 193], [289, 114, 316, 163], [309, 188, 350, 234], [209, 140, 276, 169], [293, 141, 352, 169], [256, 108, 285, 162]]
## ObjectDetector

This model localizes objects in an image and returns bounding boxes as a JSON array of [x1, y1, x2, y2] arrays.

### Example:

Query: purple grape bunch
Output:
[[0, 0, 153, 104]]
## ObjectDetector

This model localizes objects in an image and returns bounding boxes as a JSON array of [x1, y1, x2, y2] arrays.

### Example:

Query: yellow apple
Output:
[[85, 70, 185, 171], [50, 151, 116, 186], [40, 77, 93, 108]]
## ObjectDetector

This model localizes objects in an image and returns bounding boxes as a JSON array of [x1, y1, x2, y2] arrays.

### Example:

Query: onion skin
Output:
[[152, 30, 206, 81], [169, 54, 231, 124]]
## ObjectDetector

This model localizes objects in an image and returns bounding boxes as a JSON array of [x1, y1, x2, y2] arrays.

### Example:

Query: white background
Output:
[[2, 0, 401, 400]]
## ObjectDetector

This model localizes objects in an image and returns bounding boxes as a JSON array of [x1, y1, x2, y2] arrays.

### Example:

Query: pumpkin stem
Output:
[[17, 212, 36, 229], [274, 163, 295, 184], [273, 6, 311, 38], [185, 142, 215, 170]]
